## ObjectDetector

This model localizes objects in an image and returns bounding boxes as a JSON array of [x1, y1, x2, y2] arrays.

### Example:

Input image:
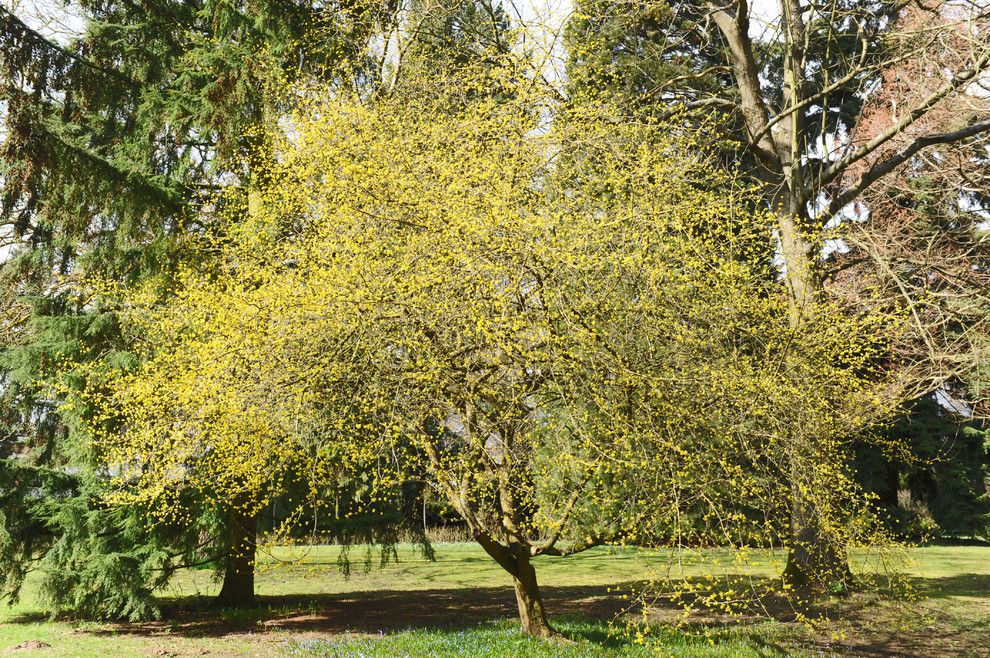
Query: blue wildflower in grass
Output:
[[279, 620, 681, 657]]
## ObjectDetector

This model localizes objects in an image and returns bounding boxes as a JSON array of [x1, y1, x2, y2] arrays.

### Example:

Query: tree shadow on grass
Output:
[[44, 575, 828, 643], [0, 575, 871, 633], [65, 582, 647, 639], [773, 574, 990, 658], [907, 573, 990, 599], [67, 581, 799, 656]]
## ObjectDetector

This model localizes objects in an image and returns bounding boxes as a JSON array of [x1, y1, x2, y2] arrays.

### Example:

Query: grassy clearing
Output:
[[0, 543, 986, 656]]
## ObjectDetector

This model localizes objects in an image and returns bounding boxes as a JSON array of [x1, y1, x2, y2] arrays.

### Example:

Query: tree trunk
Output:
[[882, 461, 899, 511], [776, 201, 854, 597], [783, 459, 852, 595], [213, 508, 257, 609], [511, 552, 555, 638], [783, 509, 853, 595], [471, 530, 557, 638]]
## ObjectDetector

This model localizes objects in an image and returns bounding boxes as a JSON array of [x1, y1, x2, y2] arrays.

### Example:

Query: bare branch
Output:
[[825, 120, 990, 218]]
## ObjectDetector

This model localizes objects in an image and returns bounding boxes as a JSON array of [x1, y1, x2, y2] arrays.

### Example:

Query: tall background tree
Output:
[[565, 0, 990, 592]]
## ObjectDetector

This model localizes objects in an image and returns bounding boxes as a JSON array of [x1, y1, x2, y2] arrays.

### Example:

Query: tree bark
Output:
[[511, 552, 555, 638], [213, 507, 257, 609], [472, 530, 558, 638], [422, 411, 558, 638], [774, 185, 855, 597], [706, 7, 855, 593], [782, 517, 853, 594]]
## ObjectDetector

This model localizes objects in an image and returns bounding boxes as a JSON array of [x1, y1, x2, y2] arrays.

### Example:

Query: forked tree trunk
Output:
[[474, 532, 558, 638], [213, 508, 257, 609], [511, 553, 555, 638], [710, 1, 857, 600]]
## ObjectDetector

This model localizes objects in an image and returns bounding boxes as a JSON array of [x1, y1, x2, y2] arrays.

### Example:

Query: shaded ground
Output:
[[83, 583, 635, 637], [806, 573, 990, 658]]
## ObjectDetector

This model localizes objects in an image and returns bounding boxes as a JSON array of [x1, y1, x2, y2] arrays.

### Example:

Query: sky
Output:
[[11, 0, 786, 47], [2, 0, 84, 44], [514, 0, 782, 38]]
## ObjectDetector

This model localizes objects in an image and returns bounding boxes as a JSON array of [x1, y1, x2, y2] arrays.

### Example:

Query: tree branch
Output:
[[816, 48, 990, 196], [708, 2, 782, 167], [530, 479, 588, 556], [825, 120, 990, 219]]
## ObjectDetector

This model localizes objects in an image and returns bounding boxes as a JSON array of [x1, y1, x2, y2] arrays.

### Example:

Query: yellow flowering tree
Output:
[[86, 58, 907, 634]]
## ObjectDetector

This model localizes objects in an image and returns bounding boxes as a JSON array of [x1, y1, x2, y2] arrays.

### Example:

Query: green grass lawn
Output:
[[0, 543, 987, 657]]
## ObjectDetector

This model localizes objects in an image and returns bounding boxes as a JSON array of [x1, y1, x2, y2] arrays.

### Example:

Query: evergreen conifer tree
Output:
[[0, 0, 398, 616]]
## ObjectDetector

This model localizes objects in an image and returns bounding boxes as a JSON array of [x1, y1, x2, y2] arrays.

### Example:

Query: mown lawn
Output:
[[0, 543, 986, 656]]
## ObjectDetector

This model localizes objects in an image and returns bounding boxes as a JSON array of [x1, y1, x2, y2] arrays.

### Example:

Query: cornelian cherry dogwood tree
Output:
[[86, 62, 906, 636]]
